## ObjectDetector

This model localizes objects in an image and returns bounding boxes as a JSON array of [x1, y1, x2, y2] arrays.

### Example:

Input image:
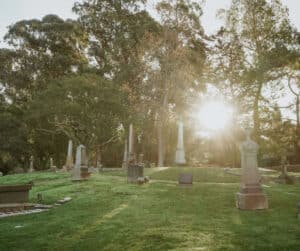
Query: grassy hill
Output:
[[0, 167, 299, 251]]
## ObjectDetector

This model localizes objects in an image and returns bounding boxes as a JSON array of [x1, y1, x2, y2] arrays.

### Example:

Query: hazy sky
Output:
[[0, 0, 299, 47]]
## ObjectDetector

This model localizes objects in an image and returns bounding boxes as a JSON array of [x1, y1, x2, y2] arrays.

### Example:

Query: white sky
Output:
[[0, 0, 299, 47]]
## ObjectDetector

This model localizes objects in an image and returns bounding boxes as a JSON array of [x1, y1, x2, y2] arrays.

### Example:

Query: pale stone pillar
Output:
[[75, 145, 86, 168], [128, 124, 136, 163], [28, 155, 35, 173], [236, 129, 268, 210], [122, 139, 128, 168], [175, 120, 186, 165], [128, 124, 134, 155], [72, 144, 89, 181], [65, 140, 73, 170]]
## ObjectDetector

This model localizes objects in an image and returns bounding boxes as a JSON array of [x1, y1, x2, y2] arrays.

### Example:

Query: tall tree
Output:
[[73, 0, 158, 81], [28, 74, 128, 166], [0, 14, 88, 103], [138, 0, 207, 166], [216, 0, 299, 142]]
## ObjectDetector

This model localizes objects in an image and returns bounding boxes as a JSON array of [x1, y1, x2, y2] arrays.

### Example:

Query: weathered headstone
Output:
[[88, 167, 99, 174], [49, 158, 57, 172], [175, 119, 186, 165], [65, 140, 74, 170], [178, 173, 193, 185], [122, 139, 128, 169], [127, 164, 144, 183], [276, 157, 294, 184], [236, 129, 268, 210], [28, 156, 35, 173], [37, 193, 43, 203], [72, 145, 90, 181]]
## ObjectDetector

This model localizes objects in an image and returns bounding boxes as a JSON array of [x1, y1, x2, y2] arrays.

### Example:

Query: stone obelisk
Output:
[[236, 129, 268, 210], [175, 120, 186, 165], [122, 139, 128, 168], [128, 124, 136, 164], [65, 140, 73, 170], [72, 144, 89, 181]]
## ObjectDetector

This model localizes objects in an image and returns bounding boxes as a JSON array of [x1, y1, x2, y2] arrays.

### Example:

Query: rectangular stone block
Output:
[[0, 184, 32, 204], [178, 173, 193, 185], [236, 192, 268, 210], [127, 164, 144, 183], [71, 167, 90, 182]]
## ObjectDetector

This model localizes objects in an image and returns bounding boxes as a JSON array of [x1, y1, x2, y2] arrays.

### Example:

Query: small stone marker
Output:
[[276, 158, 294, 184], [178, 173, 193, 185], [127, 164, 145, 184], [236, 129, 268, 210], [37, 193, 43, 203], [72, 145, 90, 181], [49, 158, 57, 172], [28, 156, 35, 173], [88, 167, 99, 174], [57, 197, 72, 205], [138, 154, 144, 165]]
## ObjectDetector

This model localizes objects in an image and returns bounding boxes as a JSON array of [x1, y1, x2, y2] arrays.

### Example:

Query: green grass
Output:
[[0, 167, 299, 251]]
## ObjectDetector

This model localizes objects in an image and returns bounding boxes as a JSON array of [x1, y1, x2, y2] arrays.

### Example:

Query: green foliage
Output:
[[73, 0, 159, 80], [213, 0, 299, 141], [0, 97, 29, 174], [28, 73, 128, 153], [0, 15, 88, 102]]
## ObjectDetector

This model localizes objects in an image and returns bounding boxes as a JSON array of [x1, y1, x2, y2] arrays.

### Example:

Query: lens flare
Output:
[[197, 101, 234, 130]]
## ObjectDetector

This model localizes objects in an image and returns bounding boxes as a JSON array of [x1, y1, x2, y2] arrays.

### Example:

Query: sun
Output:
[[197, 101, 234, 131]]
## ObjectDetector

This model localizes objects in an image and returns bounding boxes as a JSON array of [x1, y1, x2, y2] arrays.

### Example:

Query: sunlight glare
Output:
[[197, 101, 234, 130]]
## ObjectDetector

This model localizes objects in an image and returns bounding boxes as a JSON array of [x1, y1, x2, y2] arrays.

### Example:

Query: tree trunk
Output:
[[253, 83, 262, 143], [157, 93, 168, 167], [297, 96, 299, 128], [295, 96, 300, 163], [96, 146, 102, 168], [157, 117, 164, 167]]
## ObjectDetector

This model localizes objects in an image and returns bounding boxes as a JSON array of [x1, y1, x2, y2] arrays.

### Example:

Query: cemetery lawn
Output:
[[0, 167, 300, 251]]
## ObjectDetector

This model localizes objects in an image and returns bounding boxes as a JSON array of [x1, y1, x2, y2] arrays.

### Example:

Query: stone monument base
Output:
[[175, 149, 186, 165], [71, 167, 90, 182], [236, 188, 268, 210]]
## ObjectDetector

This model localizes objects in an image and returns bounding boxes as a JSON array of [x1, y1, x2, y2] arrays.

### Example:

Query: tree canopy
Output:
[[0, 0, 300, 173]]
